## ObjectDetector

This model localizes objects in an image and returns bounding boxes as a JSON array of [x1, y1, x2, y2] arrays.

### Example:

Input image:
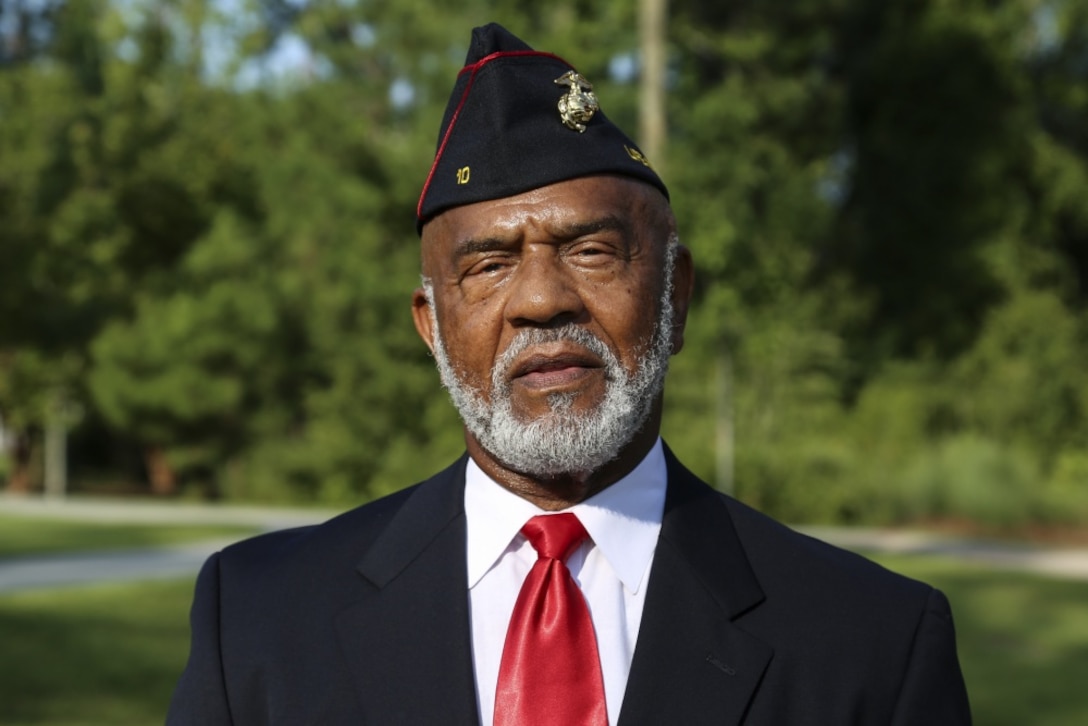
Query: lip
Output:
[[507, 346, 604, 390]]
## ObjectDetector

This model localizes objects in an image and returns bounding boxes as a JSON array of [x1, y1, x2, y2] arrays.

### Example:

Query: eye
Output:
[[465, 255, 513, 277], [566, 241, 619, 267]]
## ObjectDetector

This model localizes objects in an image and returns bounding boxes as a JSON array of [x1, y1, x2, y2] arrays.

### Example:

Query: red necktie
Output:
[[494, 513, 608, 726]]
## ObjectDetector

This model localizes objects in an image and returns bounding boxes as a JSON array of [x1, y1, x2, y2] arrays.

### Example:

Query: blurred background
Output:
[[2, 0, 1088, 527], [1, 0, 1087, 723]]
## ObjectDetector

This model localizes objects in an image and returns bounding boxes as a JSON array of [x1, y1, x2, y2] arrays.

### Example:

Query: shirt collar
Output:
[[464, 439, 667, 595]]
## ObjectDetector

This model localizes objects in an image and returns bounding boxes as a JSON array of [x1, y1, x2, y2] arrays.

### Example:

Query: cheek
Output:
[[436, 302, 504, 385], [592, 281, 663, 363]]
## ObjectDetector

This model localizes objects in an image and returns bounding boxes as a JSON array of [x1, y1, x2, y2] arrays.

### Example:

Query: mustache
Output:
[[492, 325, 615, 385]]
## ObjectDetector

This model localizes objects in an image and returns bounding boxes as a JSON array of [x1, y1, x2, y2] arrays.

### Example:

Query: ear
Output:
[[412, 287, 436, 354], [668, 245, 695, 355]]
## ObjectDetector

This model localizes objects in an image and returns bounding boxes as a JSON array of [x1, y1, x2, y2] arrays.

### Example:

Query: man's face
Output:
[[413, 175, 692, 477]]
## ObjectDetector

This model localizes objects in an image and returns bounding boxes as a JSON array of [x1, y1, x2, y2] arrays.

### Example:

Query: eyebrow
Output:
[[453, 236, 512, 258], [552, 215, 629, 240], [453, 215, 630, 258]]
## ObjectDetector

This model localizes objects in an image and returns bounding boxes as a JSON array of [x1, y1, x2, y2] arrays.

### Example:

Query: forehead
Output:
[[421, 175, 663, 248]]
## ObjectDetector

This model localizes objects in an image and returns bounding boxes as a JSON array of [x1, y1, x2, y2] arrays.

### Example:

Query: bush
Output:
[[898, 435, 1042, 529]]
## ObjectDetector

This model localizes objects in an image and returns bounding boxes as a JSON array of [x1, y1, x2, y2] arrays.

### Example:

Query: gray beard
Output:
[[424, 245, 676, 478]]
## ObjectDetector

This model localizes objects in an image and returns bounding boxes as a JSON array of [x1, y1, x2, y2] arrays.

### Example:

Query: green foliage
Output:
[[948, 291, 1088, 455], [1042, 451, 1088, 525], [86, 82, 448, 501], [663, 0, 1088, 529], [898, 436, 1042, 528], [1, 0, 1087, 526]]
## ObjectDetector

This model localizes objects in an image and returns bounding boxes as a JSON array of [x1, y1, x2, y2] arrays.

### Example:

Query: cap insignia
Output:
[[554, 70, 599, 133], [624, 145, 654, 169]]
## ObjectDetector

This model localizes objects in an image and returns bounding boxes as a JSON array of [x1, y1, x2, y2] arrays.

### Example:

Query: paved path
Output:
[[0, 494, 336, 595], [802, 526, 1088, 581], [3, 495, 1088, 594], [0, 492, 338, 529], [0, 539, 236, 594]]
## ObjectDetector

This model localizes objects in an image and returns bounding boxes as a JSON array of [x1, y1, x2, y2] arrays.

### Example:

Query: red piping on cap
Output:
[[416, 50, 571, 222]]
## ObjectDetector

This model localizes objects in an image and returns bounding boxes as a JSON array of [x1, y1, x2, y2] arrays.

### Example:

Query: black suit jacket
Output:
[[167, 447, 971, 725]]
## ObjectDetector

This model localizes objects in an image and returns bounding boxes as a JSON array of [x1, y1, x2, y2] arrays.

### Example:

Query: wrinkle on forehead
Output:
[[421, 179, 672, 276], [449, 214, 633, 258]]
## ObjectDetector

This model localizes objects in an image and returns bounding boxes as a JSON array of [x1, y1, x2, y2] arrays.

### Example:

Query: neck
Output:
[[465, 405, 662, 511]]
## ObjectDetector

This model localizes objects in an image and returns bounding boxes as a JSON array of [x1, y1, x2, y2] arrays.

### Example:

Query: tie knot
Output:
[[521, 513, 589, 562]]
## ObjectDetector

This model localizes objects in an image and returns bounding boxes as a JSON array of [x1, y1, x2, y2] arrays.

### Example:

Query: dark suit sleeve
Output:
[[166, 552, 234, 726], [890, 588, 972, 725]]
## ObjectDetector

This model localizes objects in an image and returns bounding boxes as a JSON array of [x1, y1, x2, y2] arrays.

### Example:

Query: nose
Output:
[[503, 248, 586, 328]]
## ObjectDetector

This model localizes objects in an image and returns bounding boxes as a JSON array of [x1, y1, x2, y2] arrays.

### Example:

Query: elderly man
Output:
[[168, 23, 971, 725]]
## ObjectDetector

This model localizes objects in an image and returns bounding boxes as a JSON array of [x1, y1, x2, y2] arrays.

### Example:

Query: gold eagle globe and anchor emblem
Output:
[[554, 70, 599, 133]]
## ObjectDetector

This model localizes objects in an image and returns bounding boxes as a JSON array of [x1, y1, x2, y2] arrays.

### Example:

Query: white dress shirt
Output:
[[464, 439, 668, 726]]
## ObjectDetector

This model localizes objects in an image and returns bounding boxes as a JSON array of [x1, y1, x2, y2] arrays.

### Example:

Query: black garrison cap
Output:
[[416, 23, 668, 231]]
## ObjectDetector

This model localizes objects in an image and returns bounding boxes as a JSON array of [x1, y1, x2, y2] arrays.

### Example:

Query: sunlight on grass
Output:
[[0, 556, 1085, 724], [0, 515, 256, 558], [872, 554, 1088, 726], [0, 580, 194, 726]]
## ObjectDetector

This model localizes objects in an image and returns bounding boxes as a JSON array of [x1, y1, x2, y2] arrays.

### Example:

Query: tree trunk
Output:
[[6, 432, 35, 493], [145, 445, 178, 496], [639, 0, 668, 169]]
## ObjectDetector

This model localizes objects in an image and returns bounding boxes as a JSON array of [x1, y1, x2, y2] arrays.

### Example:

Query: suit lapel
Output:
[[333, 457, 481, 724], [618, 448, 772, 726], [328, 448, 772, 724]]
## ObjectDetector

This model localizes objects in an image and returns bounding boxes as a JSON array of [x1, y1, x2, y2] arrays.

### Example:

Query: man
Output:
[[168, 23, 971, 725]]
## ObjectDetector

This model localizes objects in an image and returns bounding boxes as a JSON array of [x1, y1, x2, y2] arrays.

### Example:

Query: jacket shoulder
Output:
[[663, 444, 932, 608], [220, 487, 402, 578], [215, 455, 466, 590], [715, 490, 970, 723], [723, 493, 934, 604]]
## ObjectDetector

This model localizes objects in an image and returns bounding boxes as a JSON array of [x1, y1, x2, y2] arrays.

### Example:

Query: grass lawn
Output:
[[0, 515, 257, 558], [872, 554, 1088, 726], [0, 556, 1085, 724], [0, 579, 194, 726]]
